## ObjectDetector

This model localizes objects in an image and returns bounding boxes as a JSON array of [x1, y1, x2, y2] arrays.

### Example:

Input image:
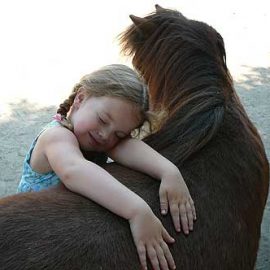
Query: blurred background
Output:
[[0, 0, 269, 269]]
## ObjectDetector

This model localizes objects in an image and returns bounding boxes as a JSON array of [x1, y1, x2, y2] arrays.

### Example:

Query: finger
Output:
[[137, 244, 147, 270], [169, 202, 181, 232], [185, 202, 194, 231], [155, 244, 169, 270], [161, 242, 176, 270], [147, 245, 160, 270], [189, 198, 197, 220], [159, 189, 168, 215], [162, 227, 175, 244], [179, 204, 189, 234]]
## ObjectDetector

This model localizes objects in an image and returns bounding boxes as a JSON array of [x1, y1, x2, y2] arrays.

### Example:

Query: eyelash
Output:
[[98, 115, 106, 125], [97, 114, 128, 139]]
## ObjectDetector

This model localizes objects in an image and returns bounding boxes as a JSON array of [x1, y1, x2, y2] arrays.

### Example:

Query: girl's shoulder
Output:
[[38, 122, 79, 148]]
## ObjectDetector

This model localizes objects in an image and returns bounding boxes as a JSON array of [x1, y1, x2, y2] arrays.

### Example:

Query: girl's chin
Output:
[[80, 139, 112, 152], [80, 144, 105, 153]]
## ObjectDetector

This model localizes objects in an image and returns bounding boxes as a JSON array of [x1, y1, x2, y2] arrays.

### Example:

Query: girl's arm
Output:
[[41, 127, 176, 270], [108, 138, 196, 234], [108, 138, 178, 179]]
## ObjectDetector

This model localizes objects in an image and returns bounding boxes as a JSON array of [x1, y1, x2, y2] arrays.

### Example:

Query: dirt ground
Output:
[[0, 1, 269, 269]]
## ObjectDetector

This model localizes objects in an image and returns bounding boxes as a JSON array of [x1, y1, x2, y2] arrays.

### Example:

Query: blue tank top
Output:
[[17, 120, 61, 193]]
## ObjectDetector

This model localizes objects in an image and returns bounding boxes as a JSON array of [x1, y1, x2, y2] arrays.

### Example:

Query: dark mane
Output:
[[120, 9, 241, 163]]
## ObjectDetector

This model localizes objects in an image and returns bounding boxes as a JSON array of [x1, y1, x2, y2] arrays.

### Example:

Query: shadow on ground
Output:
[[0, 99, 56, 196], [235, 66, 270, 157]]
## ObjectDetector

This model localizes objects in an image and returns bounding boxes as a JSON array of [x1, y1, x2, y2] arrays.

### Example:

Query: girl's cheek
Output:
[[108, 138, 120, 150]]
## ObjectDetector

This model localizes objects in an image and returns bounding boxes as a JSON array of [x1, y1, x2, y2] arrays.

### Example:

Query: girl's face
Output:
[[70, 92, 142, 152]]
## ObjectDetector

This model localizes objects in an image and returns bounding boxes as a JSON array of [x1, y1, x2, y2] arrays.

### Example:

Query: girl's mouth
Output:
[[88, 132, 100, 146]]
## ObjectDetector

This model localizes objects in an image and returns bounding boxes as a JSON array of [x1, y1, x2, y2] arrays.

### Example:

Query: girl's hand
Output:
[[129, 204, 176, 270], [159, 171, 196, 234]]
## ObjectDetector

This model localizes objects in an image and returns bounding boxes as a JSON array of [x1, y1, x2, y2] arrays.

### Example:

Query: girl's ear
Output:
[[73, 87, 86, 109]]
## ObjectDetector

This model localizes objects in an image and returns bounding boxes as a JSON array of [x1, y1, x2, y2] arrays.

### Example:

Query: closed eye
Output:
[[98, 115, 107, 125]]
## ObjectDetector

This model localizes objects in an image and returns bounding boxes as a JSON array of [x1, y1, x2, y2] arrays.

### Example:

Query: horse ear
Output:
[[129, 15, 147, 26], [129, 15, 155, 37], [155, 4, 165, 12]]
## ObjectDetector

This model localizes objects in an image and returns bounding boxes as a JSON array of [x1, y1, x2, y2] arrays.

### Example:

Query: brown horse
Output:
[[0, 5, 269, 270]]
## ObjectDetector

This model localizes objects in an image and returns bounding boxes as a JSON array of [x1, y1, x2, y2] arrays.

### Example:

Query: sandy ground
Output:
[[0, 1, 269, 269]]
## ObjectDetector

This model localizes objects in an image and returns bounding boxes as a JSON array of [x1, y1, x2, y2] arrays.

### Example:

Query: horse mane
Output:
[[120, 8, 237, 164]]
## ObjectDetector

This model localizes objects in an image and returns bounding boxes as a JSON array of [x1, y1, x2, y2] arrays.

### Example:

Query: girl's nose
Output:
[[98, 128, 110, 142]]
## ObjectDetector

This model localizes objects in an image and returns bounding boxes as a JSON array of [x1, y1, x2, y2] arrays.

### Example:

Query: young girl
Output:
[[18, 64, 196, 270]]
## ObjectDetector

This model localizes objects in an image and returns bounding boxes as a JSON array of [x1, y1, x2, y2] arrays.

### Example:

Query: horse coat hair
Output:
[[0, 5, 269, 270]]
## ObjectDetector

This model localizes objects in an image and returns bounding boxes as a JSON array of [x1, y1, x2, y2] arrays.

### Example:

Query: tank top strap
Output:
[[25, 120, 61, 164]]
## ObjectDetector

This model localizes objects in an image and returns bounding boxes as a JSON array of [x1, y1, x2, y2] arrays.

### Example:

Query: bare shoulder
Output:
[[30, 124, 85, 177], [30, 125, 81, 174], [39, 125, 79, 148]]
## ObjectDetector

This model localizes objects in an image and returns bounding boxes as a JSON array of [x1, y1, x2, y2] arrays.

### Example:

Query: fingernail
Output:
[[161, 210, 166, 215]]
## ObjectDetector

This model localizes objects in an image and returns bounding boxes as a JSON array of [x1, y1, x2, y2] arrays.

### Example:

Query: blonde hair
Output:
[[57, 64, 152, 136]]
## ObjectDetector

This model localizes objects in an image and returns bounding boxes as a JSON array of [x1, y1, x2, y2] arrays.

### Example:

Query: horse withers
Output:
[[0, 5, 269, 270]]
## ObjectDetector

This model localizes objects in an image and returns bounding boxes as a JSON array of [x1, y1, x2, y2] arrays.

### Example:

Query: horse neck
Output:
[[145, 79, 267, 169], [144, 80, 231, 165]]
